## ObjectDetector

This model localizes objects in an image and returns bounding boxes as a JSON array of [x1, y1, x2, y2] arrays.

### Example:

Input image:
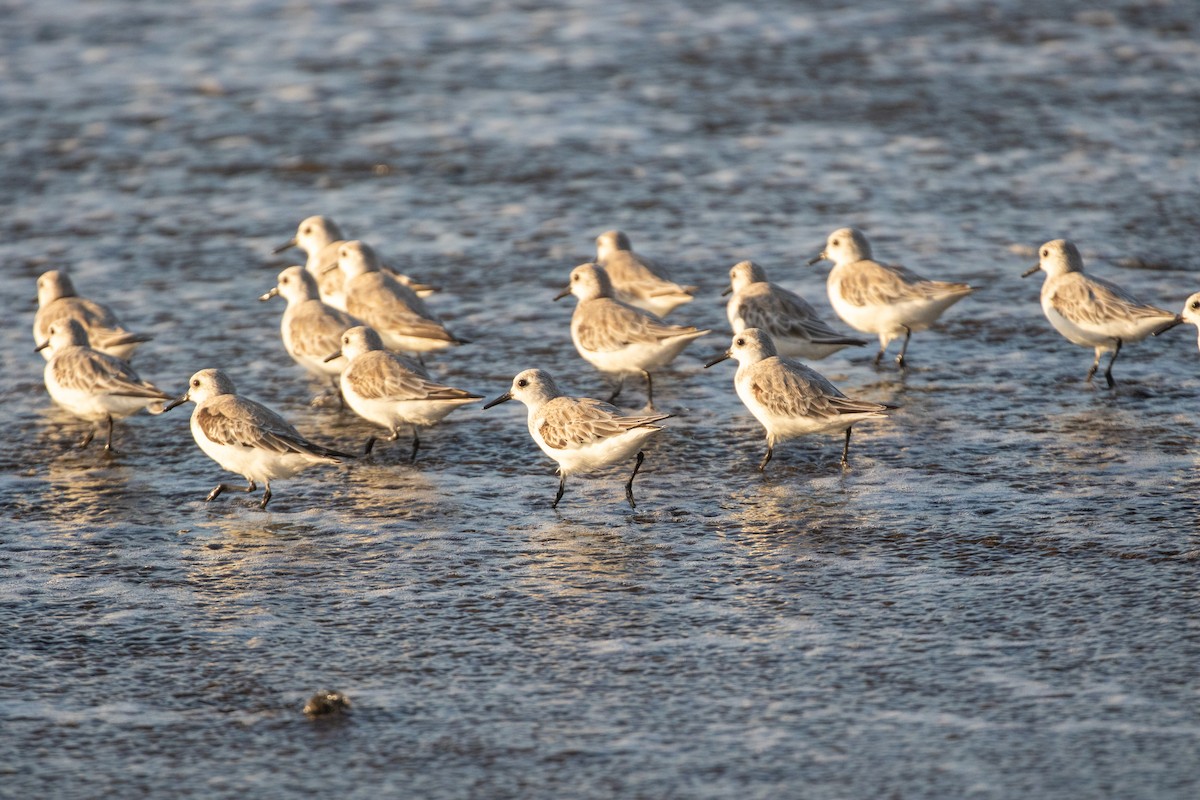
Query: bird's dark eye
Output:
[[1042, 249, 1049, 257], [735, 337, 745, 346], [1191, 300, 1200, 310], [303, 226, 312, 235], [191, 379, 200, 387], [831, 239, 839, 247], [517, 378, 528, 388]]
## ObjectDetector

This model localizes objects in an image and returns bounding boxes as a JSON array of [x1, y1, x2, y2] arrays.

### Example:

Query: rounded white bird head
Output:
[[263, 265, 320, 304], [294, 215, 343, 254], [559, 263, 614, 302], [728, 260, 769, 294], [36, 270, 76, 307], [336, 240, 382, 280], [594, 229, 633, 262], [338, 325, 386, 361], [813, 227, 872, 267], [484, 368, 563, 410], [1028, 239, 1084, 279], [173, 368, 237, 407], [708, 328, 779, 369], [35, 317, 90, 355], [1180, 292, 1200, 327]]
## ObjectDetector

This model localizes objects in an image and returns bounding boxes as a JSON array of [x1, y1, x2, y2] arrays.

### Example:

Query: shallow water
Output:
[[3, 1, 1200, 797]]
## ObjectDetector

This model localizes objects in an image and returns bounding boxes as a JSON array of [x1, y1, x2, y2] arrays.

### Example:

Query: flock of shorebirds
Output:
[[32, 217, 1200, 510]]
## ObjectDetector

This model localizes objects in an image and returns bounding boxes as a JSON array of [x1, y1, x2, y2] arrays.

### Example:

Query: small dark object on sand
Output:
[[303, 690, 350, 717]]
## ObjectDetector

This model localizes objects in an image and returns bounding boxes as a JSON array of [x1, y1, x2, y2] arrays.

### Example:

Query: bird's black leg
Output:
[[895, 327, 912, 368], [552, 474, 566, 509], [643, 370, 655, 410], [625, 450, 646, 509], [1104, 339, 1122, 388], [207, 479, 256, 503], [758, 440, 774, 472], [841, 426, 853, 469], [363, 436, 377, 455], [607, 376, 625, 404], [102, 415, 117, 453], [409, 429, 421, 463], [260, 482, 272, 509], [78, 427, 96, 449], [1085, 350, 1101, 384], [873, 345, 886, 367]]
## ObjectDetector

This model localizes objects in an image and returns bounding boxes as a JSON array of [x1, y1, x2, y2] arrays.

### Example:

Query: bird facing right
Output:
[[705, 328, 890, 471], [809, 227, 972, 368], [594, 230, 697, 317], [1022, 239, 1178, 387]]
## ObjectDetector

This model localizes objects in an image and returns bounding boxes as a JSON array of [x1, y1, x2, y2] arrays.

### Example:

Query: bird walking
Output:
[[34, 270, 153, 362], [484, 369, 670, 509]]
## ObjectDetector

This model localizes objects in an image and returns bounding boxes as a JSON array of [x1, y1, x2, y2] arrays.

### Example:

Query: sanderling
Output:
[[809, 227, 972, 367], [36, 318, 171, 452], [34, 270, 153, 362], [274, 215, 437, 310], [1022, 239, 1178, 387], [259, 266, 363, 389], [1153, 292, 1200, 348], [327, 326, 482, 460], [333, 240, 466, 355], [724, 260, 868, 360], [556, 263, 709, 409], [705, 328, 890, 471], [594, 230, 697, 317], [484, 368, 670, 509], [163, 368, 352, 509]]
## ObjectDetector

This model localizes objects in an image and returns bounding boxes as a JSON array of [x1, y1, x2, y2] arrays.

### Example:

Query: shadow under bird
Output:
[[705, 328, 891, 471], [326, 326, 482, 461], [274, 215, 438, 311], [34, 270, 153, 362], [724, 259, 868, 360], [484, 368, 670, 509], [556, 262, 709, 409], [163, 369, 353, 509], [809, 227, 973, 368], [1022, 239, 1178, 387], [36, 319, 172, 453], [329, 240, 466, 355], [260, 265, 363, 398], [593, 229, 697, 317]]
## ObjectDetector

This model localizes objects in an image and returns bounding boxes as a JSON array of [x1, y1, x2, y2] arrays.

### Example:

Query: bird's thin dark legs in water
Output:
[[409, 429, 420, 463], [207, 479, 257, 503], [607, 376, 624, 404], [552, 474, 566, 509], [873, 345, 886, 367], [364, 427, 403, 456], [841, 426, 853, 469], [1104, 339, 1122, 388], [1086, 351, 1101, 383], [758, 441, 774, 472], [260, 482, 272, 509], [102, 414, 117, 452], [78, 427, 95, 449], [363, 436, 377, 455], [625, 450, 646, 509], [896, 327, 912, 368], [643, 370, 655, 410]]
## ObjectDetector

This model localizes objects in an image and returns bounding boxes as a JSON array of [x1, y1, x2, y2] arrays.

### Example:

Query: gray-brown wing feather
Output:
[[748, 358, 886, 419], [37, 299, 151, 348], [537, 396, 669, 449], [347, 275, 456, 342], [840, 261, 970, 306], [287, 302, 361, 357], [573, 299, 703, 351], [198, 396, 346, 459], [1049, 273, 1170, 326], [349, 352, 479, 402], [738, 286, 865, 344], [52, 348, 170, 399]]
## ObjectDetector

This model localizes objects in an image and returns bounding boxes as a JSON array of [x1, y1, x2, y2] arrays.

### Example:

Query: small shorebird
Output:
[[556, 262, 708, 409], [163, 368, 352, 509], [705, 328, 890, 471], [1022, 239, 1178, 387], [594, 230, 696, 317], [36, 318, 170, 452], [260, 266, 363, 390], [34, 270, 153, 361], [809, 227, 972, 368], [484, 368, 670, 509]]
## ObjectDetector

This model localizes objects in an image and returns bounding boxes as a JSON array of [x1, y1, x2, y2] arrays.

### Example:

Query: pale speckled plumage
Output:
[[594, 230, 696, 317], [34, 270, 153, 361], [725, 260, 867, 360], [484, 368, 669, 508], [260, 266, 363, 380], [275, 215, 436, 311], [560, 262, 708, 408], [335, 326, 481, 458], [164, 368, 350, 508], [335, 240, 464, 354], [1024, 239, 1178, 386], [811, 227, 972, 366], [706, 329, 889, 470], [38, 319, 171, 451]]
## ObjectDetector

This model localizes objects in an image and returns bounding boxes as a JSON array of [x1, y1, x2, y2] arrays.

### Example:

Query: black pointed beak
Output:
[[323, 350, 342, 363], [721, 286, 733, 297], [1021, 264, 1041, 278], [553, 287, 571, 301], [162, 393, 189, 412], [34, 340, 49, 353], [483, 391, 512, 409], [272, 237, 297, 255], [807, 252, 825, 266], [1153, 316, 1184, 336], [704, 350, 732, 368]]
